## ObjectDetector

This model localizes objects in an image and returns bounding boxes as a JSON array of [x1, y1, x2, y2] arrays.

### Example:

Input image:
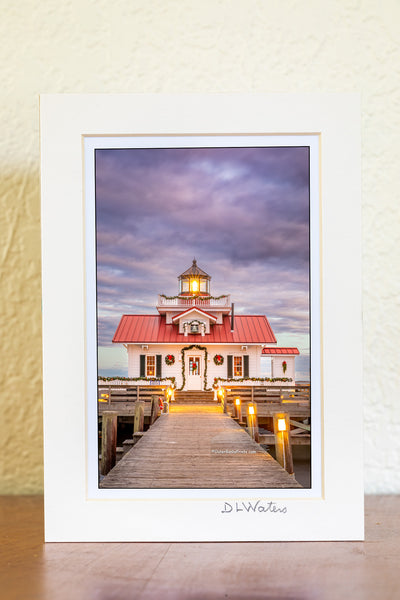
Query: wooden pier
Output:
[[100, 404, 301, 489]]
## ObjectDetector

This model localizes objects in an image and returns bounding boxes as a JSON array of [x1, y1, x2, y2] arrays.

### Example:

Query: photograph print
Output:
[[95, 143, 312, 490]]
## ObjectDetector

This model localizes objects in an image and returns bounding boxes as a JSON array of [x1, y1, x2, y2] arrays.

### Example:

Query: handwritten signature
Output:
[[221, 500, 287, 514]]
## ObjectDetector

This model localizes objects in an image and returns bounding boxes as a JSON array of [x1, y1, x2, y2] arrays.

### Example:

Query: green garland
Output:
[[179, 344, 211, 391], [160, 294, 228, 300], [98, 376, 176, 386], [213, 376, 292, 388]]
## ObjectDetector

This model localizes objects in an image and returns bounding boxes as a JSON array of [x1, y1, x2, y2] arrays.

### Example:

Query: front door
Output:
[[186, 355, 202, 390]]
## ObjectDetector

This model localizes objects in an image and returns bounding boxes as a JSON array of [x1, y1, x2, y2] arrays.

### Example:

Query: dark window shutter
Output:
[[227, 355, 233, 378], [156, 354, 162, 378], [243, 355, 249, 378], [140, 354, 146, 377]]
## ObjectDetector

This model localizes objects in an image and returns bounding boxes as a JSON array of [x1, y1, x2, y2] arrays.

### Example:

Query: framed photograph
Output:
[[41, 94, 363, 541]]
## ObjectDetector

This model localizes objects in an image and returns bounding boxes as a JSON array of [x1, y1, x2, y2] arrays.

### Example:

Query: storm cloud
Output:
[[95, 146, 310, 379]]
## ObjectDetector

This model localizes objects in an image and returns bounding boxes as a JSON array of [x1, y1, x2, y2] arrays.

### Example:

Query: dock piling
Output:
[[134, 401, 145, 433], [234, 397, 242, 423], [100, 411, 118, 476], [273, 412, 294, 475], [150, 395, 160, 424], [246, 402, 259, 443]]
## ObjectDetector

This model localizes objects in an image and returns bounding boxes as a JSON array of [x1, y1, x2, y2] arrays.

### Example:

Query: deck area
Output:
[[100, 404, 301, 489]]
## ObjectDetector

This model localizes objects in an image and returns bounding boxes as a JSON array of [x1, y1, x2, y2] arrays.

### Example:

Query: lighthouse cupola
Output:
[[178, 259, 211, 296]]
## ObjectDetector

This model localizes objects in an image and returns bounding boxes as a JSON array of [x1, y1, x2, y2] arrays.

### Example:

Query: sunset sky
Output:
[[95, 145, 310, 379]]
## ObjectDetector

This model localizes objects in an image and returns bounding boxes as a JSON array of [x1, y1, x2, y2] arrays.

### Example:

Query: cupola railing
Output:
[[157, 294, 231, 308]]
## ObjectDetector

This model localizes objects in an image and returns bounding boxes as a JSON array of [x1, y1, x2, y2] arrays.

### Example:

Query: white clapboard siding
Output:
[[127, 343, 265, 388]]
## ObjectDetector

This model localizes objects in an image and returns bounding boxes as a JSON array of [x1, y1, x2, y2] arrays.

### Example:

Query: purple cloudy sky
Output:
[[95, 146, 310, 379]]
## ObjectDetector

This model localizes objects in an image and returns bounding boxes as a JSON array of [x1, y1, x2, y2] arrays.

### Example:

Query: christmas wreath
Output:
[[282, 360, 287, 373], [213, 354, 224, 366], [165, 354, 175, 366]]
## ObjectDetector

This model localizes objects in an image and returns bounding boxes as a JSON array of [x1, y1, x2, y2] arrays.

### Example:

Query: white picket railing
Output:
[[157, 294, 230, 308]]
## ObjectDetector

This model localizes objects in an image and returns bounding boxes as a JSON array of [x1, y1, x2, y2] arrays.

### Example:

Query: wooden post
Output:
[[100, 411, 118, 476], [108, 385, 111, 406], [134, 401, 145, 433], [246, 402, 259, 443], [222, 389, 228, 413], [150, 395, 160, 425], [122, 439, 134, 455], [234, 397, 242, 423], [136, 385, 140, 402], [273, 412, 294, 475]]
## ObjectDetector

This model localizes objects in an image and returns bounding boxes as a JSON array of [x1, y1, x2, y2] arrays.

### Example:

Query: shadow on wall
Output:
[[1, 168, 43, 494]]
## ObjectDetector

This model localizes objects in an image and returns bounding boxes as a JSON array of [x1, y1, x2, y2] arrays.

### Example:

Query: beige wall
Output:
[[1, 0, 399, 494]]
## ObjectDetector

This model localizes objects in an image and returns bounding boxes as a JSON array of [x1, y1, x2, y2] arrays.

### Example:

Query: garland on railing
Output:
[[160, 294, 228, 300], [98, 376, 176, 386], [179, 344, 211, 391], [213, 376, 292, 388]]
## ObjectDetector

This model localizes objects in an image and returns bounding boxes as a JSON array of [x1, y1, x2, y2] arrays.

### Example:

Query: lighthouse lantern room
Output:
[[178, 259, 211, 295]]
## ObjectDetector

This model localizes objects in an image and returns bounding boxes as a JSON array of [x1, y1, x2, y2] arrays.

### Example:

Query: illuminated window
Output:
[[234, 356, 243, 377], [189, 356, 201, 375], [181, 280, 189, 293], [190, 321, 199, 333], [146, 355, 155, 377]]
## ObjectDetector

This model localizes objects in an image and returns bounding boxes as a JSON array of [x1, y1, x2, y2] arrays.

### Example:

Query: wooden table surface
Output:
[[1, 495, 399, 600]]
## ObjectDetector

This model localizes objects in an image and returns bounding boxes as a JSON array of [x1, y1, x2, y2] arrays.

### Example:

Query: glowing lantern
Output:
[[278, 418, 287, 432]]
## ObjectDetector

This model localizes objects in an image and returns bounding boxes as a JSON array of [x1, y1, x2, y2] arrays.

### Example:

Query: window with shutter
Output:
[[234, 356, 243, 377], [140, 354, 146, 377], [227, 355, 233, 378], [146, 355, 155, 377], [156, 354, 162, 378], [243, 355, 249, 378]]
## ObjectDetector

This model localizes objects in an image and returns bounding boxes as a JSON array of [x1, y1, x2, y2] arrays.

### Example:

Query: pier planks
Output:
[[100, 404, 301, 489]]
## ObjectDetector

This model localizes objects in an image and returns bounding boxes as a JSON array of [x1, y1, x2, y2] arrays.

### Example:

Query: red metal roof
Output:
[[171, 307, 218, 322], [113, 315, 277, 344], [262, 347, 299, 355]]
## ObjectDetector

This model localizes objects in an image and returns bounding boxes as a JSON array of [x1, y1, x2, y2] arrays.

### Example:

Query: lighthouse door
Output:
[[187, 355, 202, 390]]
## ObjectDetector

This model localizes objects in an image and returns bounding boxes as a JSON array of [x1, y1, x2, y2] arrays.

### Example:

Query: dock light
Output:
[[218, 388, 225, 399], [234, 397, 242, 421], [101, 393, 109, 399], [278, 418, 287, 432], [246, 403, 259, 442]]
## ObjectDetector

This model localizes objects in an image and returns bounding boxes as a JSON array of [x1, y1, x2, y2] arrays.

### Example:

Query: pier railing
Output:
[[222, 384, 310, 405], [97, 384, 168, 415]]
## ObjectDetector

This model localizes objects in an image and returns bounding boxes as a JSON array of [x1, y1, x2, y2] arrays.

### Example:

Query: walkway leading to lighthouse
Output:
[[100, 404, 301, 489]]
